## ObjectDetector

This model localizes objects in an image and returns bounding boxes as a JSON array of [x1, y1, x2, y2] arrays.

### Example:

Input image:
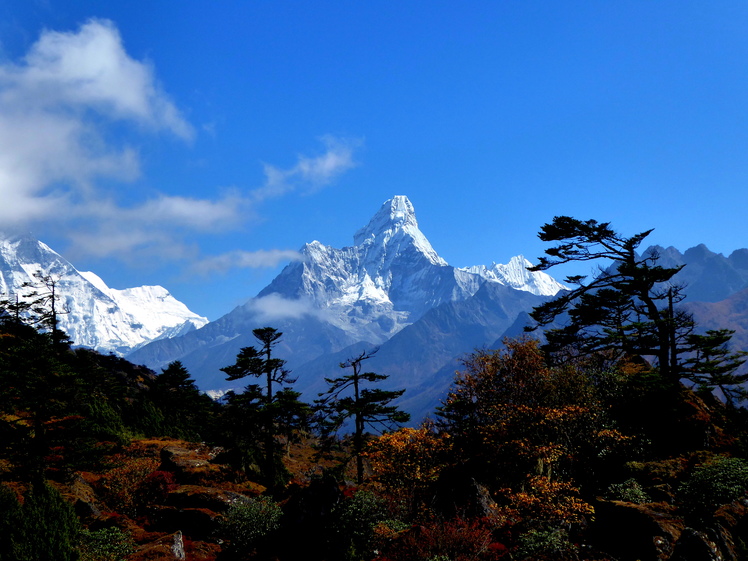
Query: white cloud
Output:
[[253, 135, 360, 201], [191, 249, 302, 275], [245, 293, 318, 322], [0, 20, 358, 273], [0, 18, 192, 228], [5, 19, 192, 138]]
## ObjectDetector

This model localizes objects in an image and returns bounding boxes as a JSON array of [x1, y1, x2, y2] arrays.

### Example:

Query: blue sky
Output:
[[1, 1, 748, 320]]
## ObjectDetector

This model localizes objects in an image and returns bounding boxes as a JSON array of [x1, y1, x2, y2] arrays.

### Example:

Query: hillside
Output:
[[3, 317, 748, 560]]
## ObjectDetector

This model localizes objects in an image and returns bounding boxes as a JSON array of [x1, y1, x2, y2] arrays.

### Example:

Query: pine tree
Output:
[[153, 360, 216, 439], [685, 329, 748, 407], [528, 216, 694, 382], [315, 349, 410, 483], [21, 271, 72, 348], [221, 327, 306, 486]]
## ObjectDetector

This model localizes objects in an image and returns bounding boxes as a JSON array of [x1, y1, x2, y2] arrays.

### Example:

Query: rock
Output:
[[667, 500, 748, 561], [130, 531, 192, 560], [144, 505, 222, 539], [715, 499, 748, 536], [159, 444, 224, 485], [171, 531, 185, 560], [164, 485, 246, 512], [590, 499, 684, 560], [670, 527, 733, 561]]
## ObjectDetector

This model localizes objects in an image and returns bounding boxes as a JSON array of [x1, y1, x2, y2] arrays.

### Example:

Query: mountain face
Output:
[[0, 235, 208, 355], [644, 244, 748, 303], [128, 196, 567, 413]]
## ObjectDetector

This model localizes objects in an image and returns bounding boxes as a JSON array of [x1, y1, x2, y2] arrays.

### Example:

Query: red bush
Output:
[[379, 516, 507, 561]]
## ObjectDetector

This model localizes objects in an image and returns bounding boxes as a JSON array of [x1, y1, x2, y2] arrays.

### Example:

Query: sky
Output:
[[1, 2, 748, 320]]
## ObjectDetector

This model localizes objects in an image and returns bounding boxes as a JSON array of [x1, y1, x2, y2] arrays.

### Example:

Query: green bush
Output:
[[679, 455, 748, 514], [330, 490, 389, 561], [79, 527, 134, 561], [515, 528, 577, 560], [605, 478, 651, 504], [20, 482, 81, 561], [221, 495, 282, 552]]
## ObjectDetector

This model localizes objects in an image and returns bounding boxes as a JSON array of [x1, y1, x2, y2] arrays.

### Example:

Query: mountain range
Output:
[[125, 196, 569, 418], [5, 197, 748, 421]]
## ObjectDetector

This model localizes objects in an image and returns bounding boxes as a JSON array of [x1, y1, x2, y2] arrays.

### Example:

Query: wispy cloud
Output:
[[191, 249, 302, 275], [253, 135, 360, 202], [0, 20, 358, 273]]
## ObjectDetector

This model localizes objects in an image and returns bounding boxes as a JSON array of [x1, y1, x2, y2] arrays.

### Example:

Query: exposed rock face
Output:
[[670, 527, 734, 561], [590, 500, 684, 560], [164, 485, 245, 512], [145, 505, 222, 539], [159, 444, 228, 486], [590, 497, 748, 561]]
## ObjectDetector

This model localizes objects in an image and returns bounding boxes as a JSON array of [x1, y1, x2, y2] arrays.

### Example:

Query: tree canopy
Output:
[[528, 216, 693, 382]]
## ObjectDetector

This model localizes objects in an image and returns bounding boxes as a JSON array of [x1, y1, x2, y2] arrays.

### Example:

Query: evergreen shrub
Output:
[[679, 455, 748, 515]]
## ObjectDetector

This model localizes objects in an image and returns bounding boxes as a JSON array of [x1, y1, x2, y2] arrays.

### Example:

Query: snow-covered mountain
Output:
[[128, 196, 567, 413], [0, 234, 208, 355], [255, 195, 565, 343]]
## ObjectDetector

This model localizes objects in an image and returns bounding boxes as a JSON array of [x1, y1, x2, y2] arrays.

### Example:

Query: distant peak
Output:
[[353, 196, 418, 245]]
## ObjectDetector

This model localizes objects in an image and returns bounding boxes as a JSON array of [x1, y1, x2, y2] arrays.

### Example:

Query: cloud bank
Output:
[[0, 19, 192, 227], [191, 249, 303, 275], [0, 19, 358, 273]]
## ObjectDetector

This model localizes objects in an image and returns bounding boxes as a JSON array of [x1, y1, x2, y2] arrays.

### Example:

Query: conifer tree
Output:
[[21, 271, 72, 348], [221, 327, 307, 486], [315, 349, 410, 483], [685, 329, 748, 407], [528, 216, 694, 382], [0, 322, 83, 479], [153, 360, 216, 439]]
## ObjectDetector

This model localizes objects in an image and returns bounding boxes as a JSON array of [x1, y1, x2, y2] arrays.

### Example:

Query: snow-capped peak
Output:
[[459, 255, 567, 296], [79, 271, 110, 293], [353, 195, 418, 244], [353, 196, 446, 267], [257, 196, 569, 347], [0, 234, 208, 355]]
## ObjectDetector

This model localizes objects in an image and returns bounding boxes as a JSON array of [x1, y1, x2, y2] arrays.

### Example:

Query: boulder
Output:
[[590, 499, 684, 560], [159, 445, 224, 485], [144, 505, 222, 539], [670, 527, 733, 561]]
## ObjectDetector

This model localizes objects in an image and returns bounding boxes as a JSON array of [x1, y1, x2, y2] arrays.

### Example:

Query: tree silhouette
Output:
[[315, 349, 410, 483], [221, 327, 306, 486], [684, 329, 748, 407], [528, 216, 694, 382], [0, 271, 72, 348]]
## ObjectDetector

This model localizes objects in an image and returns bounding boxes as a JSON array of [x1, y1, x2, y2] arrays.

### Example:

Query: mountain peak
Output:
[[353, 196, 446, 267], [353, 195, 418, 245]]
